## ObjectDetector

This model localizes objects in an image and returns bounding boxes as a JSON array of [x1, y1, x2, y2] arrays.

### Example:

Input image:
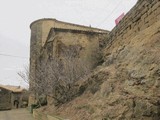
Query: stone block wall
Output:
[[0, 88, 11, 110], [33, 28, 108, 105], [105, 0, 160, 48], [30, 19, 109, 47], [49, 28, 107, 68], [29, 19, 109, 97], [11, 92, 23, 108]]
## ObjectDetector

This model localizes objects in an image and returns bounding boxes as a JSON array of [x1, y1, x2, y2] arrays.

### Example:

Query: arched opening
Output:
[[14, 100, 19, 108]]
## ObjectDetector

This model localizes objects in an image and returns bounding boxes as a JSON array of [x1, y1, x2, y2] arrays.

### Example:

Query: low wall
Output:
[[33, 109, 66, 120]]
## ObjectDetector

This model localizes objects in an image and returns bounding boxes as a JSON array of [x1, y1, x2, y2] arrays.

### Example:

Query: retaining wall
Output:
[[33, 109, 65, 120]]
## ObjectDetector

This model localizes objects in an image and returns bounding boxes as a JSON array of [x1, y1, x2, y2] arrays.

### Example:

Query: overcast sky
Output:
[[0, 0, 137, 88]]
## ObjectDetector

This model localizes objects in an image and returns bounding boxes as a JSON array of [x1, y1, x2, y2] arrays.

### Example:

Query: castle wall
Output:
[[29, 22, 43, 91], [38, 29, 107, 105], [30, 19, 109, 47], [29, 19, 108, 105], [47, 28, 106, 69], [104, 0, 160, 49]]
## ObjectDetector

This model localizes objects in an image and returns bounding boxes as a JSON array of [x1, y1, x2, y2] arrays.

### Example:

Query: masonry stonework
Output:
[[29, 19, 109, 104], [0, 88, 11, 110], [29, 0, 160, 119], [104, 0, 160, 50]]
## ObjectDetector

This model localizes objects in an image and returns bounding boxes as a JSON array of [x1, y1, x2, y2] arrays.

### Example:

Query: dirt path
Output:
[[0, 108, 34, 120]]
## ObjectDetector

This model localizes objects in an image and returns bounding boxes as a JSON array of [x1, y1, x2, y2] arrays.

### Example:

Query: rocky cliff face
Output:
[[53, 19, 160, 120], [46, 1, 160, 120]]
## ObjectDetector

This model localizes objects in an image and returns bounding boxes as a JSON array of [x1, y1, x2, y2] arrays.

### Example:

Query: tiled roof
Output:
[[0, 85, 24, 93]]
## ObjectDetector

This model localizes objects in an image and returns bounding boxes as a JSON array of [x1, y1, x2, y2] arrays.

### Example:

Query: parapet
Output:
[[30, 18, 57, 29], [30, 18, 109, 33]]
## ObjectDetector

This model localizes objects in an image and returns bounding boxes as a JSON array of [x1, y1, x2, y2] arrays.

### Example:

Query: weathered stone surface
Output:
[[30, 0, 160, 120], [49, 0, 160, 120], [29, 18, 109, 106], [0, 88, 11, 110]]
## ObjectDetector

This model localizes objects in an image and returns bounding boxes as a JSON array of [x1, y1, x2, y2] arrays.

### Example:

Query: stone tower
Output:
[[30, 19, 57, 91]]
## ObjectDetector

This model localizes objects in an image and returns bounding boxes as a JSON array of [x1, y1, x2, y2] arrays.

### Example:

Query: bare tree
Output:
[[18, 46, 91, 106]]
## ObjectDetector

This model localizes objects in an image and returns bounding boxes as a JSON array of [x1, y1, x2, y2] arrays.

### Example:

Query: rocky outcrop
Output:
[[46, 0, 160, 120]]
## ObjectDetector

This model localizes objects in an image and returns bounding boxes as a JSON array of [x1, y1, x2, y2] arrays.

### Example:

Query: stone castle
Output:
[[29, 18, 109, 102], [30, 0, 160, 119]]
